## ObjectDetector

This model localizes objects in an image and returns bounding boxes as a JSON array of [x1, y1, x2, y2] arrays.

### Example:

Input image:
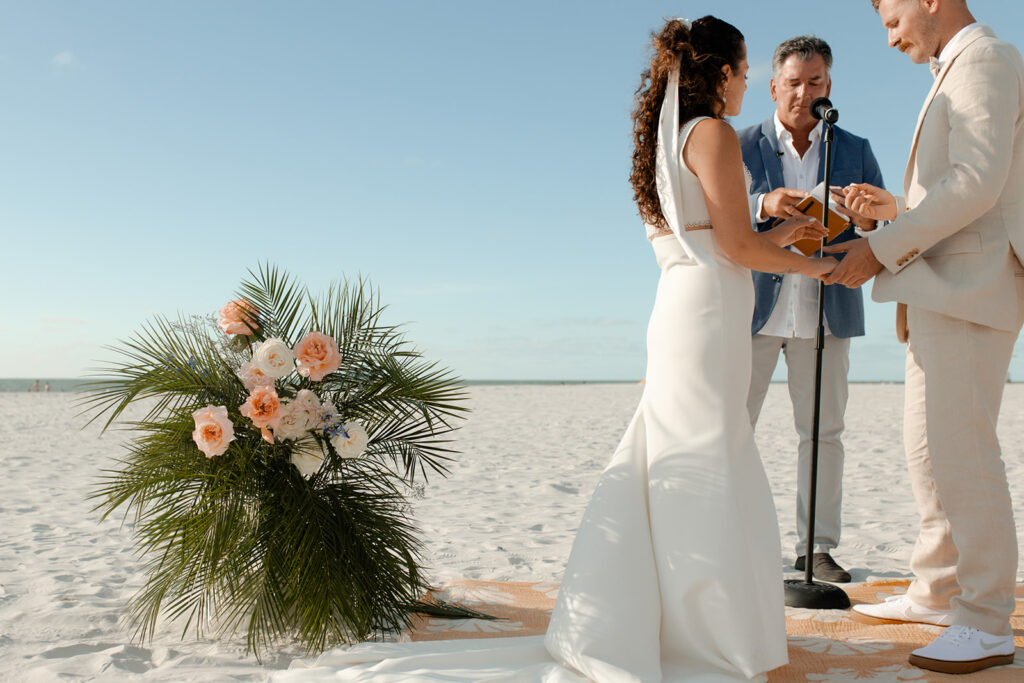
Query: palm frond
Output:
[[84, 264, 471, 657]]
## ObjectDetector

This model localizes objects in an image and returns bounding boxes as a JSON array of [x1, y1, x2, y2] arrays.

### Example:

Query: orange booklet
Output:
[[785, 182, 851, 256]]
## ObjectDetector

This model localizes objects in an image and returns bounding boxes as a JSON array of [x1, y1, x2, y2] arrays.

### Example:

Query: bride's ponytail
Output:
[[630, 16, 745, 228]]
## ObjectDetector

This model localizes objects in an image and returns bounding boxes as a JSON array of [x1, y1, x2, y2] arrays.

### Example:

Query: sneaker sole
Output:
[[850, 610, 949, 627], [909, 652, 1014, 674]]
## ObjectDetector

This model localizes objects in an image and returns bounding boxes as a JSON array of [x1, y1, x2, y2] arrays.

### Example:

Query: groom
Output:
[[825, 0, 1024, 674], [739, 35, 884, 583]]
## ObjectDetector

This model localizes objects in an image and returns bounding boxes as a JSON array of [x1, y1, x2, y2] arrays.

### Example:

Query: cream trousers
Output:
[[902, 288, 1024, 635]]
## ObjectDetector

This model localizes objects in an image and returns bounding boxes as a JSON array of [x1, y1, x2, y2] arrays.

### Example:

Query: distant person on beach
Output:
[[44, 382, 50, 392], [739, 35, 886, 584], [31, 380, 39, 392], [825, 0, 1024, 674]]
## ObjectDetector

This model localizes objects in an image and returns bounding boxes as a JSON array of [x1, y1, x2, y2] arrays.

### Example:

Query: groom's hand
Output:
[[822, 238, 884, 288]]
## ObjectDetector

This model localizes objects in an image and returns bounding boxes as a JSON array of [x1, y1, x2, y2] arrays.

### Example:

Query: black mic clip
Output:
[[810, 97, 839, 125]]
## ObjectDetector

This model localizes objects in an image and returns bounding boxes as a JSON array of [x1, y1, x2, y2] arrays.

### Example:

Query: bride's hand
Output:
[[764, 214, 828, 247], [803, 256, 839, 281]]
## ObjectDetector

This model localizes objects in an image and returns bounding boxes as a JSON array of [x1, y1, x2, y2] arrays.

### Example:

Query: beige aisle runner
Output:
[[406, 579, 1024, 682]]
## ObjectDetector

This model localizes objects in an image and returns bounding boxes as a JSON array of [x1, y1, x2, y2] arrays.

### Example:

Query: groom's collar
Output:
[[935, 22, 989, 70]]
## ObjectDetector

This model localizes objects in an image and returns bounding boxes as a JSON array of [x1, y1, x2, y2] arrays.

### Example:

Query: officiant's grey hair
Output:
[[772, 36, 833, 75]]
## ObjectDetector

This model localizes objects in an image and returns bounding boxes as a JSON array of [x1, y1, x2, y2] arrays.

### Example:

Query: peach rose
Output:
[[293, 331, 342, 382], [236, 361, 274, 391], [218, 299, 260, 336], [191, 405, 235, 458], [240, 385, 282, 432]]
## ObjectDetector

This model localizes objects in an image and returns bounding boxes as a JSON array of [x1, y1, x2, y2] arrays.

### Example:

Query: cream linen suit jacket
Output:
[[868, 25, 1024, 333]]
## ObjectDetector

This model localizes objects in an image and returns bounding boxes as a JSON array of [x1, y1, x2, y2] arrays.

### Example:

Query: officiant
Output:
[[739, 36, 885, 583]]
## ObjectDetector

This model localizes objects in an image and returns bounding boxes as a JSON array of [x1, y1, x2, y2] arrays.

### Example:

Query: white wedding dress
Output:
[[273, 115, 787, 683]]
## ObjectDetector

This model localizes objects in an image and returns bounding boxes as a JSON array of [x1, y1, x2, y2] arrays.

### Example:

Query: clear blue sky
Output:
[[3, 1, 1023, 381]]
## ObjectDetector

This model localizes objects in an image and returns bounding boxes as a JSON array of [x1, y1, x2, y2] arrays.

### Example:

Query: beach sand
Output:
[[2, 384, 1024, 681]]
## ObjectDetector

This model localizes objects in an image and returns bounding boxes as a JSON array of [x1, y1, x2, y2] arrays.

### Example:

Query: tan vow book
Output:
[[785, 182, 851, 256]]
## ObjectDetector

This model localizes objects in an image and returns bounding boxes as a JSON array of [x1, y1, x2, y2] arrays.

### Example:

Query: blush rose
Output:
[[240, 385, 283, 443], [294, 331, 342, 382], [218, 299, 260, 336], [191, 405, 235, 458]]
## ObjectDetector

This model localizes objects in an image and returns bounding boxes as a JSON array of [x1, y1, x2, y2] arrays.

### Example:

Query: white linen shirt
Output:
[[756, 114, 830, 338]]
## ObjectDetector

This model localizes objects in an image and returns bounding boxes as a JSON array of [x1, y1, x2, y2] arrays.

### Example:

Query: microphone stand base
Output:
[[784, 578, 851, 610]]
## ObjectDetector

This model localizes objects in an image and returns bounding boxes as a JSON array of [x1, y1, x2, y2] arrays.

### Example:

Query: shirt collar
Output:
[[935, 22, 985, 69], [773, 112, 823, 149]]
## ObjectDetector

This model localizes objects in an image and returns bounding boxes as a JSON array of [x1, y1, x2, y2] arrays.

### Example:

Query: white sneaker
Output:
[[851, 594, 953, 626], [909, 625, 1015, 674]]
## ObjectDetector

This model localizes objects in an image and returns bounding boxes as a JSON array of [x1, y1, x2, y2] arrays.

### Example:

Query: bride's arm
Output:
[[683, 118, 834, 279]]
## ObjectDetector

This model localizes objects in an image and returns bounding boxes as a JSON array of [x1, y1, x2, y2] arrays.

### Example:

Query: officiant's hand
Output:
[[762, 187, 810, 219], [822, 237, 884, 287], [839, 183, 898, 223], [765, 214, 828, 247]]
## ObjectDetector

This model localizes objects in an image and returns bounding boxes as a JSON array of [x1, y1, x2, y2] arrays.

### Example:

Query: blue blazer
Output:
[[738, 118, 885, 339]]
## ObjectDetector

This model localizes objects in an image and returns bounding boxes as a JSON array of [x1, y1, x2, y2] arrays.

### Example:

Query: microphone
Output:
[[810, 97, 839, 124]]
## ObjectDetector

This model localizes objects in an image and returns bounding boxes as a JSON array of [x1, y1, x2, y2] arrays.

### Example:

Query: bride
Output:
[[275, 15, 834, 683]]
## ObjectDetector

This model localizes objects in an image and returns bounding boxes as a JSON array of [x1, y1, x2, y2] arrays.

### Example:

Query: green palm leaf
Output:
[[82, 264, 472, 657]]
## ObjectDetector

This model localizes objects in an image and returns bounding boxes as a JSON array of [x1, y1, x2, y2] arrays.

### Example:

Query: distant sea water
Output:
[[0, 378, 89, 392], [0, 378, 643, 392], [0, 378, 920, 393]]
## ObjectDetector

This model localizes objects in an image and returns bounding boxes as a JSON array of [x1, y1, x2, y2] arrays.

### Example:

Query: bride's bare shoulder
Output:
[[687, 117, 738, 147], [684, 118, 741, 173]]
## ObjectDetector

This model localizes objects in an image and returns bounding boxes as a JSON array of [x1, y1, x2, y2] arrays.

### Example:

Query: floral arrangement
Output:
[[82, 265, 471, 656]]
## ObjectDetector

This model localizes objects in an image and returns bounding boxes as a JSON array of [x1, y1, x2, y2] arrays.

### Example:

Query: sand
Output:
[[2, 384, 1024, 681]]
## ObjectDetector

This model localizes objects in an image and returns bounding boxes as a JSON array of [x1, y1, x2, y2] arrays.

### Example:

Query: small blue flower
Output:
[[324, 424, 349, 439]]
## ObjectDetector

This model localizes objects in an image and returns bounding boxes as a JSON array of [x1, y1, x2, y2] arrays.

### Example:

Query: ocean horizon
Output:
[[1, 377, 923, 392]]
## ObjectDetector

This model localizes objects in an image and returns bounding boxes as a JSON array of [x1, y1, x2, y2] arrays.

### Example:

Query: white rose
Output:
[[274, 400, 312, 441], [290, 438, 326, 477], [252, 338, 295, 379], [330, 421, 369, 459]]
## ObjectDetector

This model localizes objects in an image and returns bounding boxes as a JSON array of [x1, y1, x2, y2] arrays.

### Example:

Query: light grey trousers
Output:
[[747, 333, 851, 558]]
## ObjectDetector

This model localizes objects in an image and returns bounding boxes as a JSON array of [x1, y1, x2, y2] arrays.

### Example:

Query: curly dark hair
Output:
[[629, 16, 746, 228]]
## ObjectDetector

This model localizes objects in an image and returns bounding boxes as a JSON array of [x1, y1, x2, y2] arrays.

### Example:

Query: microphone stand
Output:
[[782, 112, 851, 611]]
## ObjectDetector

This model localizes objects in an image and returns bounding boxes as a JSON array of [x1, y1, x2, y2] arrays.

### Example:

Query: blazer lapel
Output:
[[904, 25, 996, 193], [758, 118, 785, 190]]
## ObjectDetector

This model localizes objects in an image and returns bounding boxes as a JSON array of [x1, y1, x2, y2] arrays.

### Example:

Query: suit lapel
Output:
[[904, 26, 995, 193], [758, 118, 785, 190]]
